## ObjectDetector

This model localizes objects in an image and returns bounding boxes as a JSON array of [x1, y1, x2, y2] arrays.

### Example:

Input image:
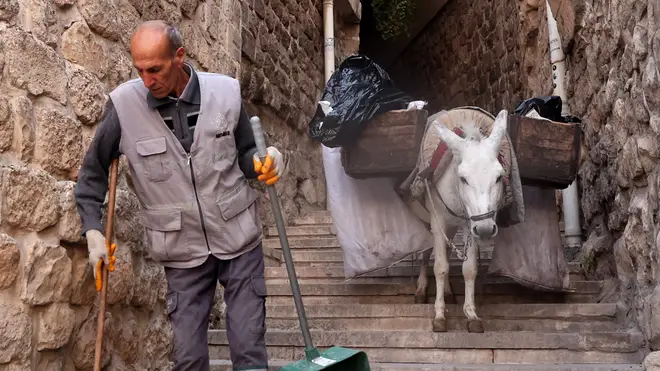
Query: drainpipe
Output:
[[546, 0, 581, 248], [322, 0, 335, 210], [323, 0, 335, 83]]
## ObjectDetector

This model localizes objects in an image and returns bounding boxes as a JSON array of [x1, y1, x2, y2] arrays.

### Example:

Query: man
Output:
[[74, 20, 284, 371]]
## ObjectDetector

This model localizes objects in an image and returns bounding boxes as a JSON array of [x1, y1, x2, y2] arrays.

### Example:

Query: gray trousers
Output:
[[164, 243, 268, 371]]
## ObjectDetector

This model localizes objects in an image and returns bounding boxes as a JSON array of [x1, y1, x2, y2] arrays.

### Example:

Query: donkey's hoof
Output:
[[467, 319, 484, 333], [432, 318, 448, 332], [414, 294, 427, 304]]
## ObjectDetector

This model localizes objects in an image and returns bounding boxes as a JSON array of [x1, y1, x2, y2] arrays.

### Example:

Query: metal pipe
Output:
[[545, 0, 582, 248], [322, 0, 335, 209]]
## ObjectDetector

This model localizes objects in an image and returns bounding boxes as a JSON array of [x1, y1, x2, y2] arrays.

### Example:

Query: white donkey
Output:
[[411, 109, 509, 333]]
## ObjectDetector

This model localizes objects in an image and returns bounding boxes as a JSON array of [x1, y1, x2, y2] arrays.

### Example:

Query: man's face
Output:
[[130, 31, 185, 99]]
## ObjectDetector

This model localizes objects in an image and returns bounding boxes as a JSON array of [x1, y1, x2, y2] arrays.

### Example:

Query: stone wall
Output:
[[387, 0, 525, 114], [0, 0, 326, 369], [386, 0, 660, 355], [538, 0, 659, 350]]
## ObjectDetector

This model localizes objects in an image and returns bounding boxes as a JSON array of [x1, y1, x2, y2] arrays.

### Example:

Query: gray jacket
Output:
[[75, 67, 263, 268]]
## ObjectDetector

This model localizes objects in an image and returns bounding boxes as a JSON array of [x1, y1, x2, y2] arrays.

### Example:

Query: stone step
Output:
[[208, 330, 643, 355], [262, 233, 469, 250], [218, 303, 622, 333], [274, 248, 493, 264], [264, 262, 583, 281], [262, 316, 621, 333], [263, 236, 341, 249], [265, 292, 602, 306], [264, 280, 602, 298], [292, 214, 333, 225], [209, 360, 643, 371], [267, 225, 335, 237], [263, 303, 618, 320]]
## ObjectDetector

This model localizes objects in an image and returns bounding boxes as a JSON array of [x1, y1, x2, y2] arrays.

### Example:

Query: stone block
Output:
[[106, 243, 135, 305], [0, 165, 59, 232], [0, 233, 19, 289], [26, 0, 60, 48], [0, 95, 11, 153], [36, 303, 75, 350], [71, 308, 111, 370], [130, 258, 165, 310], [61, 21, 107, 80], [78, 0, 122, 41], [107, 307, 140, 364], [35, 351, 64, 371], [20, 240, 72, 306], [0, 0, 18, 22], [57, 181, 83, 243], [645, 351, 660, 371], [69, 247, 96, 306], [66, 63, 107, 126], [3, 27, 67, 105], [136, 312, 173, 370], [34, 107, 83, 180], [0, 302, 32, 363], [8, 96, 36, 163]]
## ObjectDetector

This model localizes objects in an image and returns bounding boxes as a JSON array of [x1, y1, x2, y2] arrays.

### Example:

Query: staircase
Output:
[[208, 211, 645, 370]]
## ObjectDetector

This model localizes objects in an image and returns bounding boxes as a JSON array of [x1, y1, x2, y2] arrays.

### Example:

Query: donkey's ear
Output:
[[433, 120, 465, 154], [488, 109, 508, 151]]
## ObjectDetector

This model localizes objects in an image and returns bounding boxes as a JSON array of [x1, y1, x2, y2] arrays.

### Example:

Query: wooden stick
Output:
[[93, 158, 119, 371]]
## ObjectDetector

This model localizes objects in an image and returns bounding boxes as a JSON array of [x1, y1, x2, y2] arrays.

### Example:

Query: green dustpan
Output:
[[250, 116, 371, 371]]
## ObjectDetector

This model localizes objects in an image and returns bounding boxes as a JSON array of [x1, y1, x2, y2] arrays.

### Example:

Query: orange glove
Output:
[[87, 229, 117, 291], [253, 146, 284, 185]]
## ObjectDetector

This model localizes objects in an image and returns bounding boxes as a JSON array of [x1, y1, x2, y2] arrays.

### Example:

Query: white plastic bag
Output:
[[322, 145, 434, 279]]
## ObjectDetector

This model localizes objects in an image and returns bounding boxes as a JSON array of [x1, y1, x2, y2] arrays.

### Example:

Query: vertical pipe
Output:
[[546, 0, 581, 248], [323, 0, 335, 83], [322, 0, 335, 209]]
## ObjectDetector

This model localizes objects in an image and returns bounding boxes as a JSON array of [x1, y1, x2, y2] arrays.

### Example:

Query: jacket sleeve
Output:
[[234, 103, 259, 179], [74, 98, 122, 237]]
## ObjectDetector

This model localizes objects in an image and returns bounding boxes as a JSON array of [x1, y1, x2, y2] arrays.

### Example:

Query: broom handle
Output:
[[250, 117, 316, 352], [93, 158, 119, 371]]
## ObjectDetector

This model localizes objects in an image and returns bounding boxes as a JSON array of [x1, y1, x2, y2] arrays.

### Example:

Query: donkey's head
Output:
[[434, 110, 509, 239]]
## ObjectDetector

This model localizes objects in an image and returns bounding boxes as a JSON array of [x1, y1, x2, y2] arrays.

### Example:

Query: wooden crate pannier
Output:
[[507, 114, 581, 189], [340, 109, 428, 179]]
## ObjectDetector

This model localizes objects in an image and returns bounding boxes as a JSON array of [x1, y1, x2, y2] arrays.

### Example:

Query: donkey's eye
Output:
[[459, 177, 468, 185], [496, 175, 503, 183]]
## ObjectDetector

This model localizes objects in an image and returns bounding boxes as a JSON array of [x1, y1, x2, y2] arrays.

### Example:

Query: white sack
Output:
[[322, 145, 434, 279]]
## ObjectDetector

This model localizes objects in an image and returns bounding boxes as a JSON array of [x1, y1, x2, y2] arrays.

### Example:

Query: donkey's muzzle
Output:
[[472, 222, 498, 239]]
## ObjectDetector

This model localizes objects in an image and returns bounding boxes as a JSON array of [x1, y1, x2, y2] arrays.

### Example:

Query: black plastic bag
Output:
[[307, 54, 414, 148], [513, 95, 582, 124]]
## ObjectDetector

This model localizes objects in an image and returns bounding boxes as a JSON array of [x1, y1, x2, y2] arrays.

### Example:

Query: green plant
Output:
[[371, 0, 416, 40]]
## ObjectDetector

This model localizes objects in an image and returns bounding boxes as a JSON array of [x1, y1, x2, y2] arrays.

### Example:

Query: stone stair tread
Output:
[[275, 249, 493, 263], [267, 225, 335, 237], [209, 360, 642, 371], [263, 236, 341, 249], [264, 263, 582, 279], [292, 214, 333, 225], [208, 329, 642, 352], [262, 234, 468, 249], [261, 316, 622, 333], [266, 292, 602, 306], [264, 280, 602, 296], [263, 303, 617, 319]]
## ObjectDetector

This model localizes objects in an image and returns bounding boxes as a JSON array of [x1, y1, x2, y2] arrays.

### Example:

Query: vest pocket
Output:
[[136, 137, 174, 182], [142, 208, 183, 262], [216, 184, 261, 251]]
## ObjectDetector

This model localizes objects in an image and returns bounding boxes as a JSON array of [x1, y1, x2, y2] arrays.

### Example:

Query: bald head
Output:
[[130, 21, 187, 98], [131, 20, 183, 58]]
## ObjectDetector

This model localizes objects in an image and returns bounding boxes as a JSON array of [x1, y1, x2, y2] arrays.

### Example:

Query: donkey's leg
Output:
[[430, 223, 451, 332], [463, 236, 484, 333], [415, 248, 432, 304]]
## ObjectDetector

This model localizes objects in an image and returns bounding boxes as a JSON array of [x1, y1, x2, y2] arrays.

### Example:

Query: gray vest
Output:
[[109, 72, 262, 269]]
